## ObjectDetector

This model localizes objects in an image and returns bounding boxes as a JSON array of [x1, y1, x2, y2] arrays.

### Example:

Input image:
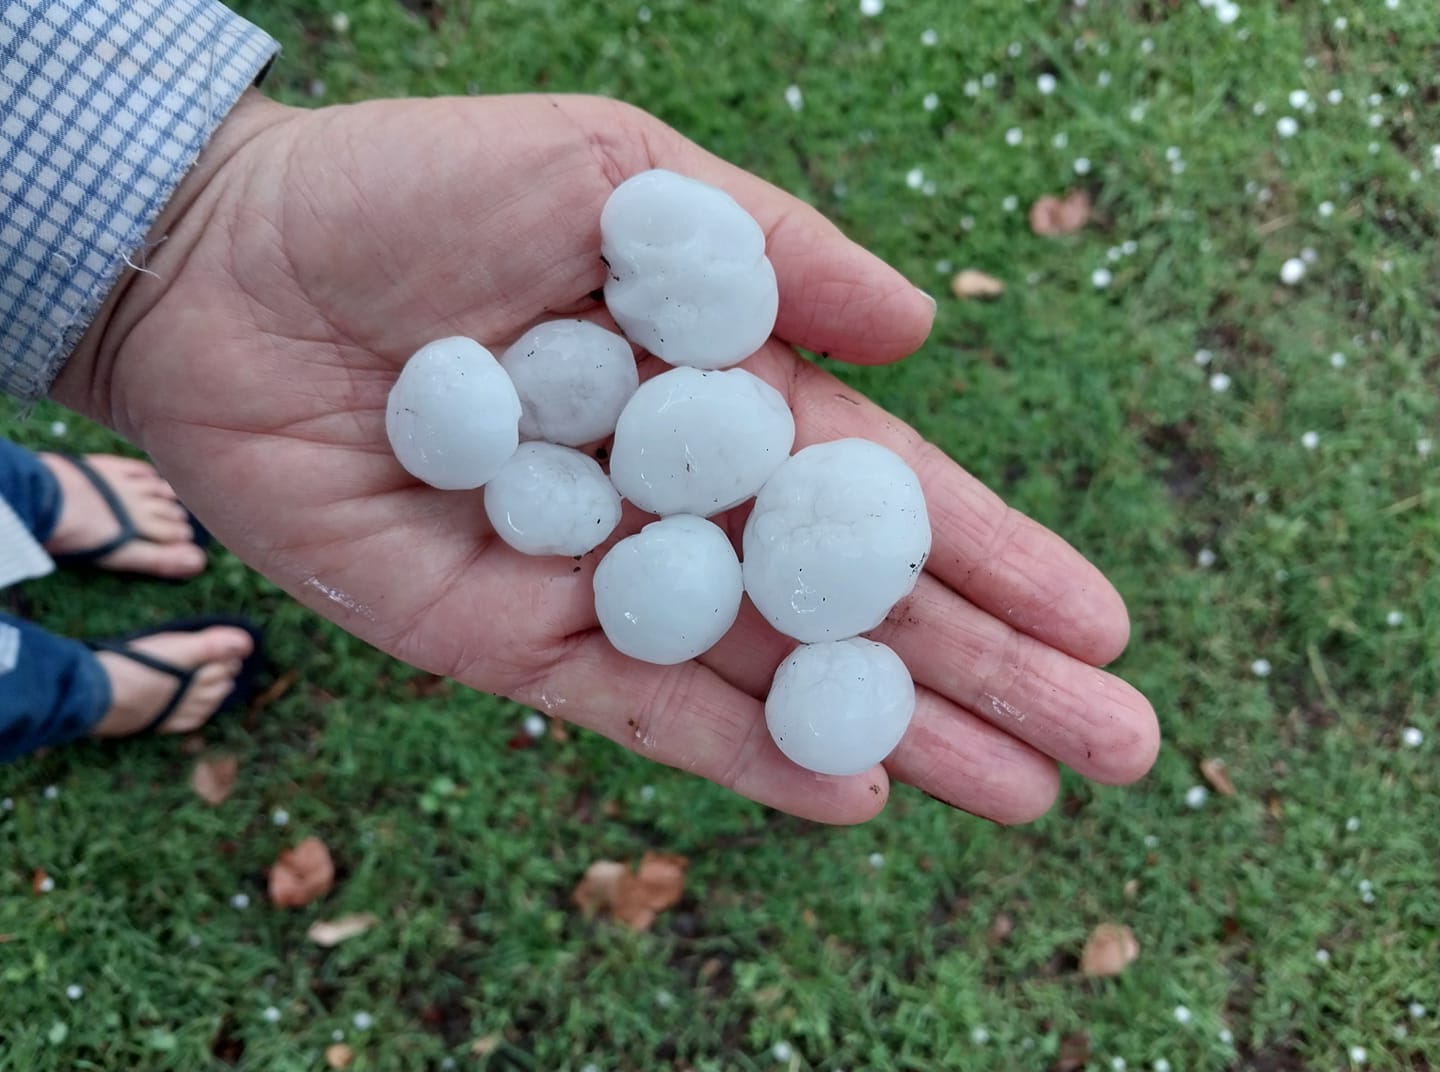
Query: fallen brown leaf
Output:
[[1081, 922, 1140, 977], [1053, 1030, 1091, 1072], [571, 851, 688, 931], [470, 1034, 503, 1056], [1029, 189, 1092, 237], [250, 668, 299, 712], [30, 869, 47, 896], [988, 912, 1015, 944], [324, 1043, 354, 1069], [307, 912, 379, 947], [268, 836, 334, 908], [950, 269, 1005, 300], [1201, 757, 1236, 797], [190, 755, 238, 806]]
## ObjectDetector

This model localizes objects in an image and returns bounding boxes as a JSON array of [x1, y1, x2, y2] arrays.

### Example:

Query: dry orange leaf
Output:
[[268, 836, 335, 908], [1054, 1030, 1091, 1072], [572, 851, 688, 931], [1200, 757, 1236, 797], [191, 755, 238, 806], [30, 868, 48, 896], [307, 913, 379, 947], [1029, 189, 1092, 236], [950, 269, 1005, 300], [1081, 922, 1140, 977], [324, 1043, 354, 1069]]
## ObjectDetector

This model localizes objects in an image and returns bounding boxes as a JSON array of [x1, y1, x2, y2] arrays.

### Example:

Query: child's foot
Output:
[[40, 453, 206, 578], [91, 627, 256, 736]]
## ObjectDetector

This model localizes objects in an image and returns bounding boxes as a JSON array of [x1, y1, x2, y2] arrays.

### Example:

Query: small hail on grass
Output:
[[1358, 879, 1375, 905], [923, 92, 939, 112], [1053, 131, 1069, 148], [1345, 816, 1361, 832], [1349, 1045, 1368, 1065], [1329, 351, 1346, 367], [49, 420, 66, 437], [1410, 1003, 1427, 1019], [1385, 610, 1403, 626], [1194, 349, 1213, 366], [771, 1041, 794, 1061], [37, 874, 55, 893], [971, 1026, 991, 1044], [523, 713, 547, 739], [1209, 372, 1232, 393], [1334, 16, 1348, 30], [1289, 89, 1309, 109], [1110, 1058, 1128, 1072], [1144, 834, 1160, 848], [1276, 116, 1299, 138], [1319, 201, 1335, 218], [1098, 70, 1112, 87], [868, 852, 885, 869], [1153, 1059, 1171, 1072], [1401, 727, 1423, 748], [353, 1011, 374, 1031], [1092, 267, 1113, 289], [1219, 1028, 1235, 1045], [43, 784, 58, 800], [1328, 89, 1344, 104], [1, 797, 12, 811], [262, 1006, 281, 1024], [230, 892, 250, 910], [920, 27, 938, 46], [858, 0, 882, 16], [1005, 127, 1023, 146], [1417, 438, 1433, 457], [1038, 73, 1057, 94], [784, 85, 803, 111], [1280, 258, 1306, 285], [905, 167, 925, 190], [982, 72, 998, 89], [1173, 1006, 1192, 1025], [1301, 431, 1320, 450], [1128, 102, 1146, 121], [65, 985, 82, 1000], [1002, 195, 1019, 212], [1074, 157, 1092, 174], [1252, 658, 1272, 678], [1185, 785, 1209, 809], [1197, 548, 1217, 568], [271, 809, 289, 827], [1253, 101, 1267, 116], [964, 79, 980, 97], [1316, 948, 1332, 964]]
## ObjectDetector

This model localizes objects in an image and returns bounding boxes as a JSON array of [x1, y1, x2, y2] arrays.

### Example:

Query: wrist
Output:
[[52, 89, 292, 435]]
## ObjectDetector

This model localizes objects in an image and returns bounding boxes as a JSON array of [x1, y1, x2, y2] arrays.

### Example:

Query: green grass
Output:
[[3, 1, 1438, 1069]]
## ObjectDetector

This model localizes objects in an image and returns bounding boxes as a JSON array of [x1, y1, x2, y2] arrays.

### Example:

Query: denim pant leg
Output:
[[0, 613, 110, 763], [0, 440, 62, 541]]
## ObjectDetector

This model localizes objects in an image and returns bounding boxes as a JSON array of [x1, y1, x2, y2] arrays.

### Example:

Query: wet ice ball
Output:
[[386, 336, 521, 490], [593, 515, 743, 665], [609, 367, 794, 517], [483, 443, 622, 556], [500, 320, 639, 446], [601, 169, 779, 370], [766, 638, 916, 775], [743, 439, 931, 642]]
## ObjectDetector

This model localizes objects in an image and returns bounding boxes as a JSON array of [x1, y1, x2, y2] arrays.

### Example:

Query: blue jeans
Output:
[[0, 441, 112, 762]]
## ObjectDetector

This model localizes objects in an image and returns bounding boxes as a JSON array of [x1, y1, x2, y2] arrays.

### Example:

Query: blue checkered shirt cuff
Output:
[[0, 0, 278, 400]]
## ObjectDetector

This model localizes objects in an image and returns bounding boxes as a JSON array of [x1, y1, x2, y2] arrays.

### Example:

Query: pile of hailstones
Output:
[[386, 169, 931, 777]]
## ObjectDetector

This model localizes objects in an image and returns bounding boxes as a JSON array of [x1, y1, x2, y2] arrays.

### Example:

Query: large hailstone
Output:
[[601, 169, 779, 370], [593, 515, 743, 665], [609, 367, 794, 517], [766, 638, 916, 776], [743, 438, 931, 643], [500, 320, 639, 446], [483, 443, 622, 556], [386, 336, 521, 490]]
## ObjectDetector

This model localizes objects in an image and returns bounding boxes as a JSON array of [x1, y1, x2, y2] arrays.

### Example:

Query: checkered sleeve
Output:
[[0, 0, 278, 400]]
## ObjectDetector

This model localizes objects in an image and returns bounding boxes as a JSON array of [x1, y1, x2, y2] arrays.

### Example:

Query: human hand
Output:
[[57, 91, 1158, 824]]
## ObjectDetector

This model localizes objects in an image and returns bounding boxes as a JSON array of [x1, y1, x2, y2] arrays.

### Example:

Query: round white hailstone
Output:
[[971, 1026, 991, 1045], [500, 320, 638, 446], [1006, 127, 1023, 146], [1276, 116, 1299, 138], [921, 27, 938, 46], [1038, 73, 1057, 94], [43, 784, 58, 799], [1002, 194, 1019, 212], [1210, 373, 1232, 393], [594, 515, 742, 665], [922, 92, 939, 111], [1194, 349, 1213, 366], [483, 443, 622, 556], [1093, 267, 1113, 289], [65, 985, 83, 1000], [1345, 815, 1360, 832], [765, 638, 916, 775], [1385, 609, 1403, 626], [743, 439, 931, 643], [1316, 948, 1332, 963], [263, 1006, 281, 1024], [601, 170, 778, 370], [1349, 1045, 1367, 1065], [1280, 258, 1306, 285], [49, 420, 67, 437], [231, 892, 250, 909], [1252, 658, 1272, 677], [1328, 89, 1343, 104], [609, 367, 793, 517], [1215, 2, 1239, 24], [38, 875, 55, 892], [1301, 431, 1320, 450], [1319, 201, 1335, 217], [387, 337, 521, 490], [1111, 1059, 1128, 1072], [1301, 247, 1318, 264], [771, 1041, 794, 1062], [271, 809, 289, 827], [1174, 1005, 1192, 1025], [1153, 1059, 1171, 1072], [1418, 437, 1434, 456], [784, 84, 803, 111], [353, 1012, 374, 1031], [1219, 1028, 1234, 1045], [1197, 548, 1217, 568], [858, 0, 882, 14], [1074, 157, 1092, 174], [1401, 726, 1423, 748], [1410, 1003, 1427, 1019], [1330, 351, 1346, 368], [868, 852, 885, 869], [1289, 89, 1309, 109], [1185, 785, 1209, 809], [523, 713, 547, 739]]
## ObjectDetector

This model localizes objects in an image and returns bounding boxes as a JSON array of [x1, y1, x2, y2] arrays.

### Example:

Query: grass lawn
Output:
[[3, 1, 1438, 1069]]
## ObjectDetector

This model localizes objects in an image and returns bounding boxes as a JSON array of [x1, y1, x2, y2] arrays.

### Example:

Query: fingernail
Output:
[[915, 287, 937, 312]]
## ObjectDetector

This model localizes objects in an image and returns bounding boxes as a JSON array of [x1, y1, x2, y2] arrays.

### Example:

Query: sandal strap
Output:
[[50, 453, 140, 563], [85, 638, 197, 737]]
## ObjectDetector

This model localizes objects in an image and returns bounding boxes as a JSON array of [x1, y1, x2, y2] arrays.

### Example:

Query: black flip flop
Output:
[[85, 615, 266, 738], [50, 453, 212, 578]]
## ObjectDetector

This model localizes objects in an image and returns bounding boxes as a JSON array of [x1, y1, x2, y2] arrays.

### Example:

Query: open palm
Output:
[[76, 92, 1158, 824]]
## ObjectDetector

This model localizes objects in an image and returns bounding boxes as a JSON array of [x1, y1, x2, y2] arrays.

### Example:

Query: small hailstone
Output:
[[38, 875, 55, 893], [1349, 1045, 1367, 1065], [1276, 116, 1299, 137], [771, 1041, 794, 1061], [603, 170, 777, 369], [1289, 90, 1309, 109], [868, 852, 885, 869], [767, 639, 916, 776], [922, 92, 939, 111], [1098, 70, 1112, 87], [187, 934, 202, 948], [1128, 103, 1145, 121], [1038, 73, 1057, 94], [1251, 658, 1272, 677], [387, 337, 521, 490], [65, 985, 82, 1000], [858, 0, 882, 14], [43, 784, 58, 799], [1197, 548, 1216, 568], [1367, 142, 1381, 155], [906, 167, 925, 189], [1301, 247, 1318, 264], [332, 1030, 345, 1042], [637, 5, 650, 21], [609, 367, 793, 517], [262, 1006, 281, 1024], [1219, 1028, 1234, 1045], [971, 1026, 991, 1044], [784, 84, 803, 111], [1319, 201, 1335, 218], [1122, 239, 1137, 255], [1074, 156, 1092, 174], [353, 1012, 374, 1031], [1053, 131, 1070, 148], [1385, 610, 1403, 626], [1174, 1006, 1192, 1025], [1143, 834, 1160, 848], [1215, 1, 1239, 23], [982, 72, 997, 89], [1140, 37, 1154, 54], [1417, 437, 1433, 456], [49, 420, 66, 437], [230, 892, 249, 909], [1185, 785, 1209, 809], [1394, 1025, 1410, 1040], [1153, 1060, 1171, 1072], [1327, 89, 1343, 104], [594, 515, 742, 665], [1329, 351, 1346, 368], [1165, 146, 1181, 162], [1346, 816, 1360, 832], [523, 713, 546, 739], [1, 797, 11, 811], [1358, 878, 1374, 894], [1368, 113, 1383, 128], [1092, 268, 1113, 289], [1334, 16, 1347, 30], [639, 784, 656, 802], [1301, 431, 1320, 450], [960, 215, 975, 231], [1316, 948, 1332, 963], [1007, 41, 1021, 58], [654, 989, 675, 1008], [1111, 1059, 1128, 1072], [1410, 1002, 1427, 1019], [921, 28, 938, 46], [1280, 258, 1306, 285], [743, 439, 930, 643], [1194, 349, 1213, 366], [1005, 127, 1023, 146], [921, 180, 937, 197], [1253, 101, 1267, 115], [271, 809, 289, 827], [484, 443, 622, 555], [964, 79, 980, 97], [1401, 726, 1424, 748], [1002, 195, 1019, 212], [330, 11, 349, 33], [1107, 247, 1123, 263], [1170, 159, 1186, 175], [1210, 372, 1232, 393]]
